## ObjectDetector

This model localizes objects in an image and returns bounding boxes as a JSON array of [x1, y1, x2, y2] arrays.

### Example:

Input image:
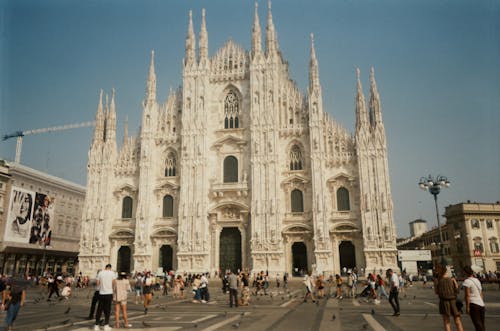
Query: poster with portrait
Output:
[[4, 187, 35, 243], [29, 192, 55, 246]]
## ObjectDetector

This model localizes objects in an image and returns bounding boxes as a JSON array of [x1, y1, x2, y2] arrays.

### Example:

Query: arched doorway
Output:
[[339, 241, 356, 271], [117, 246, 131, 273], [159, 245, 173, 273], [219, 227, 241, 273], [292, 242, 307, 276]]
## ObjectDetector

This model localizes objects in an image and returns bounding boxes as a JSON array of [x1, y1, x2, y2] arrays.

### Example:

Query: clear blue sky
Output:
[[1, 0, 499, 237]]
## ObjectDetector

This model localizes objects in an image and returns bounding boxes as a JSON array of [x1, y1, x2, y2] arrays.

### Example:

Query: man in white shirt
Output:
[[387, 269, 400, 316], [94, 264, 116, 331]]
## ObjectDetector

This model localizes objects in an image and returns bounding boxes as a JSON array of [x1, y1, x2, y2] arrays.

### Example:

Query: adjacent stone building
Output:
[[79, 4, 398, 276], [446, 202, 500, 272], [398, 202, 500, 273], [0, 160, 85, 276]]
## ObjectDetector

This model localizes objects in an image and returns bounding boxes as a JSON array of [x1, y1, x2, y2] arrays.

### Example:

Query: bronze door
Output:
[[219, 227, 242, 273]]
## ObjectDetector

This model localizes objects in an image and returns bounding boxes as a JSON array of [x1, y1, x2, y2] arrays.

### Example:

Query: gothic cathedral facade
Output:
[[79, 4, 398, 276]]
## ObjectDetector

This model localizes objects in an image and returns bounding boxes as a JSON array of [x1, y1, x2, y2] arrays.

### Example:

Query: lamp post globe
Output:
[[418, 175, 450, 267]]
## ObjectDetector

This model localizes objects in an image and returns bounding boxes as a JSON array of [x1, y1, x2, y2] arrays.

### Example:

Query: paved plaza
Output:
[[6, 280, 500, 331]]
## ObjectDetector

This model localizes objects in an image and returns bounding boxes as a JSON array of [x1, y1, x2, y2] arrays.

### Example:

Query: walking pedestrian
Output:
[[88, 270, 101, 320], [228, 270, 239, 308], [142, 271, 153, 314], [133, 273, 143, 305], [434, 265, 464, 331], [462, 266, 485, 331], [303, 271, 316, 303], [2, 279, 26, 331], [335, 274, 343, 299], [377, 274, 389, 299], [387, 269, 400, 316], [47, 274, 60, 300], [113, 272, 132, 329], [200, 273, 209, 303], [94, 264, 116, 331], [191, 274, 201, 303]]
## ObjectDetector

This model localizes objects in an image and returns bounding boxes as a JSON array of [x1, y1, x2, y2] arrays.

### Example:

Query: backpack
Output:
[[135, 278, 142, 289]]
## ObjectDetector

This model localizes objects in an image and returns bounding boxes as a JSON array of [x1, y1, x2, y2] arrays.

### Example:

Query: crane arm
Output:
[[2, 120, 95, 163], [23, 121, 95, 135]]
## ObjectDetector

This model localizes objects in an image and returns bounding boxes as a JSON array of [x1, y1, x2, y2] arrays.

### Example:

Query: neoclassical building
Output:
[[79, 4, 398, 276]]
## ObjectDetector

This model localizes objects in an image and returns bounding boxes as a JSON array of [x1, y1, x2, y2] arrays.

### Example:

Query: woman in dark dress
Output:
[[434, 265, 464, 331]]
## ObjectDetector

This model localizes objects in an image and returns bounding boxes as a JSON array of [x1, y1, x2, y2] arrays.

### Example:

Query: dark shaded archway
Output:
[[159, 245, 173, 272], [117, 246, 131, 273], [219, 228, 242, 273], [339, 241, 356, 270], [292, 242, 307, 276]]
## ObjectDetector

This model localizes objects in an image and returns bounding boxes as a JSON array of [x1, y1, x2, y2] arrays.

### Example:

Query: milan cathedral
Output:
[[79, 3, 398, 276]]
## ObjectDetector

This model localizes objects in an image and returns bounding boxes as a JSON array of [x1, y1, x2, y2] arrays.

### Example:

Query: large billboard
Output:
[[398, 250, 432, 261], [4, 186, 55, 246]]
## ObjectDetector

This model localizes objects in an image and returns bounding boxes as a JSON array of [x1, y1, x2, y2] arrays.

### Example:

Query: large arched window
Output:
[[164, 152, 176, 177], [337, 187, 350, 211], [162, 195, 174, 218], [291, 189, 304, 213], [223, 156, 238, 183], [289, 145, 303, 170], [122, 196, 133, 219], [224, 90, 240, 129]]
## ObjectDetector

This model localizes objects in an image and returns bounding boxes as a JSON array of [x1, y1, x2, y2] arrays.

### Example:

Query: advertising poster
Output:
[[4, 187, 35, 243], [29, 192, 55, 246]]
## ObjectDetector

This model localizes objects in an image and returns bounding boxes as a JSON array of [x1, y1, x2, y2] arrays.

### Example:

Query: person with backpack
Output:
[[134, 273, 143, 305], [2, 279, 26, 331]]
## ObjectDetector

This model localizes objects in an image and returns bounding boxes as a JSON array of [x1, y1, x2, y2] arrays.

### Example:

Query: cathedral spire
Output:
[[198, 8, 208, 65], [106, 88, 117, 143], [123, 115, 129, 145], [146, 50, 157, 105], [355, 68, 368, 132], [92, 89, 105, 144], [308, 33, 320, 93], [185, 10, 196, 67], [369, 67, 383, 129], [265, 0, 278, 56], [251, 2, 262, 58]]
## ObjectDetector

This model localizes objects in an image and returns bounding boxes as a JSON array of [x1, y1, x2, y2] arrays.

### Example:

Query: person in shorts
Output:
[[113, 272, 132, 328]]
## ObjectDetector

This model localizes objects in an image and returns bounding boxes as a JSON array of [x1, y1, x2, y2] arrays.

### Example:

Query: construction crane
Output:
[[2, 121, 95, 163]]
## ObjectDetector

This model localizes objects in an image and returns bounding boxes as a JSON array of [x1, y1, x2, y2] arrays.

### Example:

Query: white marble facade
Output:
[[79, 3, 398, 276]]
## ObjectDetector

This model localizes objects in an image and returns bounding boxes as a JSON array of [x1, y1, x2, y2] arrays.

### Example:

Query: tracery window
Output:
[[486, 219, 493, 229], [165, 152, 177, 177], [162, 195, 174, 218], [224, 90, 240, 129], [122, 196, 133, 219], [289, 145, 303, 170], [337, 187, 350, 211], [291, 189, 304, 213], [223, 156, 238, 183]]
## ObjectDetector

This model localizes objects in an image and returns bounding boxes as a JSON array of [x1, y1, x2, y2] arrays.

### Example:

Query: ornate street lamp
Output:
[[418, 175, 450, 266]]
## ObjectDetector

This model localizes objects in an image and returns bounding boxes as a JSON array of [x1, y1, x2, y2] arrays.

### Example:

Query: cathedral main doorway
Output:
[[159, 245, 173, 273], [339, 241, 356, 270], [117, 246, 131, 273], [219, 227, 241, 273], [292, 242, 307, 276]]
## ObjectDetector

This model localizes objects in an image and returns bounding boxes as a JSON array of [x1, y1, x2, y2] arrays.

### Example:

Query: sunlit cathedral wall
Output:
[[78, 3, 398, 276]]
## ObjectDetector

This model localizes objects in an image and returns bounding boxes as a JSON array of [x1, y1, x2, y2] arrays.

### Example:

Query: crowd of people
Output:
[[0, 264, 495, 330]]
